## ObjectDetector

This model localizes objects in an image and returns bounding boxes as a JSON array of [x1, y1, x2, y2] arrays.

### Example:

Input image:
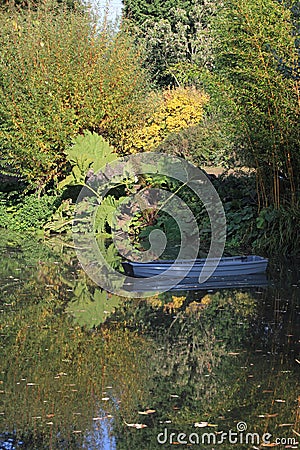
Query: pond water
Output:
[[0, 233, 299, 449]]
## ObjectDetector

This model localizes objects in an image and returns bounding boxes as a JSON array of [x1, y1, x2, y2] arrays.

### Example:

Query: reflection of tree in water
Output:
[[1, 237, 299, 449], [0, 238, 151, 449], [108, 291, 257, 415], [108, 289, 299, 450]]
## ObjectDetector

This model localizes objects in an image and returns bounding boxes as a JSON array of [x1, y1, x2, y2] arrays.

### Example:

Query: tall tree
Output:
[[122, 0, 217, 86]]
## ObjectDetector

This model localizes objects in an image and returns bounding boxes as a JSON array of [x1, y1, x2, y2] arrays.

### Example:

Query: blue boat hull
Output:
[[122, 256, 268, 278]]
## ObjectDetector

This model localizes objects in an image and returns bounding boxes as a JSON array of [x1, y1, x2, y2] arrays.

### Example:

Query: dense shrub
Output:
[[155, 111, 234, 167], [0, 1, 152, 189], [0, 192, 57, 231]]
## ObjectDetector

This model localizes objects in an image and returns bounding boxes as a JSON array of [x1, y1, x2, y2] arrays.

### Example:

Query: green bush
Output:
[[0, 193, 57, 232], [155, 113, 234, 167], [254, 204, 300, 256], [0, 1, 152, 189]]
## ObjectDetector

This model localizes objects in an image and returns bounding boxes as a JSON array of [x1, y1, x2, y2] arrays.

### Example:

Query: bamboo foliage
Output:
[[211, 0, 299, 207]]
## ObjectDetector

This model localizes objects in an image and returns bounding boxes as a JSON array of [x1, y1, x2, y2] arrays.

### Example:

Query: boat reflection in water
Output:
[[123, 273, 269, 294]]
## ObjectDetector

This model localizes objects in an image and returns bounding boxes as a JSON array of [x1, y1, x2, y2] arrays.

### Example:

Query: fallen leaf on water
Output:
[[259, 413, 278, 418], [194, 422, 208, 428], [126, 423, 147, 429], [138, 409, 156, 415]]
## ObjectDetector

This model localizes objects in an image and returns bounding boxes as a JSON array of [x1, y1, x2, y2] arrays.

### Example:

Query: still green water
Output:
[[0, 234, 299, 449]]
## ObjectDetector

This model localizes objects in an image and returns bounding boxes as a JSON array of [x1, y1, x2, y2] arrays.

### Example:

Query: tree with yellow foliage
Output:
[[124, 87, 209, 153]]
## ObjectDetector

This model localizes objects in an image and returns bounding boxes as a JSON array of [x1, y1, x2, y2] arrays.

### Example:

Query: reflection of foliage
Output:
[[1, 235, 299, 449], [109, 284, 299, 450], [108, 290, 258, 421], [0, 238, 153, 448], [66, 283, 121, 328]]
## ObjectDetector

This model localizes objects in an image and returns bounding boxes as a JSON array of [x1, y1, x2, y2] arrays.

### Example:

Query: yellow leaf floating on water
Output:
[[259, 413, 278, 418], [126, 423, 147, 429], [138, 409, 156, 415]]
